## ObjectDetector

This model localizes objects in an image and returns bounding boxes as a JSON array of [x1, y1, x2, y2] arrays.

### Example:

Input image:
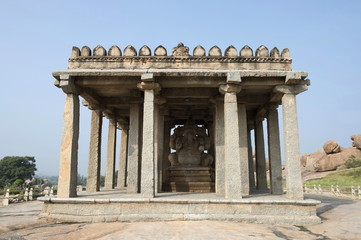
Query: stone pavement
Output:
[[1, 194, 360, 240]]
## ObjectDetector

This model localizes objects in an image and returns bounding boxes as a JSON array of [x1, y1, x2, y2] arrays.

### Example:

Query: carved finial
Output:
[[108, 45, 122, 56], [256, 45, 269, 57], [139, 45, 151, 56], [81, 46, 91, 56], [172, 42, 190, 57], [224, 45, 238, 57], [240, 45, 253, 57], [154, 45, 167, 56], [71, 47, 80, 58], [124, 45, 137, 56], [281, 48, 291, 58], [270, 47, 280, 58], [193, 45, 206, 56], [93, 45, 107, 56], [209, 46, 222, 56]]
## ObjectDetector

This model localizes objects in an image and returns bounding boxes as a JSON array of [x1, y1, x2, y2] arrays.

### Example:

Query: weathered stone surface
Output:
[[255, 120, 267, 190], [86, 110, 102, 192], [209, 46, 222, 56], [313, 147, 361, 172], [117, 129, 128, 188], [108, 45, 122, 56], [81, 46, 91, 56], [240, 45, 253, 57], [351, 134, 361, 149], [124, 45, 137, 56], [270, 47, 280, 58], [256, 45, 269, 57], [154, 45, 167, 56], [224, 45, 238, 57], [58, 94, 79, 198], [193, 45, 205, 56], [104, 120, 117, 190], [139, 45, 151, 56], [301, 152, 325, 171], [267, 108, 283, 195], [215, 100, 225, 195], [93, 45, 106, 56], [172, 42, 189, 57], [282, 93, 303, 200], [238, 104, 249, 195], [140, 89, 155, 198], [281, 48, 291, 58], [127, 104, 140, 193], [323, 140, 341, 154], [224, 92, 242, 198]]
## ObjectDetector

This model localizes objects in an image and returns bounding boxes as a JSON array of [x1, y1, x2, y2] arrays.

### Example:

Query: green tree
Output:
[[0, 156, 37, 188]]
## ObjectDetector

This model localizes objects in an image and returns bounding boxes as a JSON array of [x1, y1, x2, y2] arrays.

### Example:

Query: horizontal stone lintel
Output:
[[53, 69, 308, 79]]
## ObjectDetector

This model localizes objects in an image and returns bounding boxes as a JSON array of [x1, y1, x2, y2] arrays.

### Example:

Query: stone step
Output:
[[167, 182, 215, 192], [169, 176, 212, 182], [169, 170, 212, 175]]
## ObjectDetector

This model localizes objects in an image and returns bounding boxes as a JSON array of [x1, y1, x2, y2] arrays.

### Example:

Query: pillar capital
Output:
[[137, 73, 161, 93], [59, 74, 79, 94], [273, 84, 308, 95], [219, 84, 242, 95]]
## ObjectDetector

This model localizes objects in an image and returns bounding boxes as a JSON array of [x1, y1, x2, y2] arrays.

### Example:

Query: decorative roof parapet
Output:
[[68, 43, 292, 71]]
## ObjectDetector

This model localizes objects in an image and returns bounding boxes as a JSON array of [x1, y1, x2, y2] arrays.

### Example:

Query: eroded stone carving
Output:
[[172, 42, 190, 57], [168, 118, 213, 167]]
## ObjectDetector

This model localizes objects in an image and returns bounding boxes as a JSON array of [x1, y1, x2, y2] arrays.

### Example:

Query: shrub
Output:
[[344, 155, 361, 169]]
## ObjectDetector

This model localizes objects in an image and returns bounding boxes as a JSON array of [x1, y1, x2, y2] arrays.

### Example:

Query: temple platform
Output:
[[38, 189, 320, 225]]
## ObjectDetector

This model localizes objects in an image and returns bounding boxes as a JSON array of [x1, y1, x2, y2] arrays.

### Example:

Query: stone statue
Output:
[[168, 118, 213, 167]]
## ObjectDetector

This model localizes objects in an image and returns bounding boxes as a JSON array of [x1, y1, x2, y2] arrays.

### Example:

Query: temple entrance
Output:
[[165, 117, 215, 192]]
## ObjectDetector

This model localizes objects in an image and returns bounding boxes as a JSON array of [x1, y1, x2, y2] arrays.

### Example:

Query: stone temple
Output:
[[39, 43, 320, 224]]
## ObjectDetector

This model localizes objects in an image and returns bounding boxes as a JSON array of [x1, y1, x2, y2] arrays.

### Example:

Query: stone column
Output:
[[238, 103, 249, 195], [58, 75, 80, 198], [247, 127, 256, 188], [267, 106, 283, 195], [117, 126, 128, 188], [127, 103, 141, 193], [220, 81, 243, 199], [214, 99, 225, 195], [255, 119, 267, 190], [282, 93, 304, 200], [104, 119, 117, 190], [86, 109, 102, 193], [155, 106, 165, 193], [138, 74, 160, 198], [162, 118, 171, 188]]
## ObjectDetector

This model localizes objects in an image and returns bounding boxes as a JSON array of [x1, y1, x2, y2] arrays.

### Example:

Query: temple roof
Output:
[[68, 43, 292, 71]]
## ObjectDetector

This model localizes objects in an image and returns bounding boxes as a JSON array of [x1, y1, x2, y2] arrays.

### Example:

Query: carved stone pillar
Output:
[[219, 77, 243, 199], [104, 119, 117, 190], [214, 98, 225, 195], [162, 118, 171, 189], [238, 103, 249, 195], [274, 84, 308, 200], [86, 109, 102, 192], [267, 106, 283, 195], [117, 126, 128, 188], [138, 73, 161, 198], [58, 75, 79, 198], [283, 94, 303, 199], [247, 126, 256, 188], [154, 104, 165, 193], [127, 103, 141, 193], [255, 119, 267, 190]]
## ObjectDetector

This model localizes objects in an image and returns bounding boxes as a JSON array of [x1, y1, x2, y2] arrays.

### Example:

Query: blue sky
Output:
[[0, 1, 360, 176]]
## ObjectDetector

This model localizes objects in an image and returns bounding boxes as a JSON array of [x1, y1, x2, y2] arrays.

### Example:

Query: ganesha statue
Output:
[[168, 118, 213, 167]]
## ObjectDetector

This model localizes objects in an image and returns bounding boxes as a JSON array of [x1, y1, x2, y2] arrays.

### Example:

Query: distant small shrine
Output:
[[42, 43, 320, 224]]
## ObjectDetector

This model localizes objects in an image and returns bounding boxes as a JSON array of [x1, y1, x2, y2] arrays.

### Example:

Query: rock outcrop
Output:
[[351, 135, 361, 149], [323, 140, 341, 154], [301, 136, 361, 172]]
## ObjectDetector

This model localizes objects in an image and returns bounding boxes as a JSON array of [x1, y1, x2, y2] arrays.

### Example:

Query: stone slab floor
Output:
[[0, 194, 360, 240]]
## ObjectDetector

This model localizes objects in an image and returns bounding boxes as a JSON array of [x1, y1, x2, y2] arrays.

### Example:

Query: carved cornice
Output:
[[69, 56, 291, 64]]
